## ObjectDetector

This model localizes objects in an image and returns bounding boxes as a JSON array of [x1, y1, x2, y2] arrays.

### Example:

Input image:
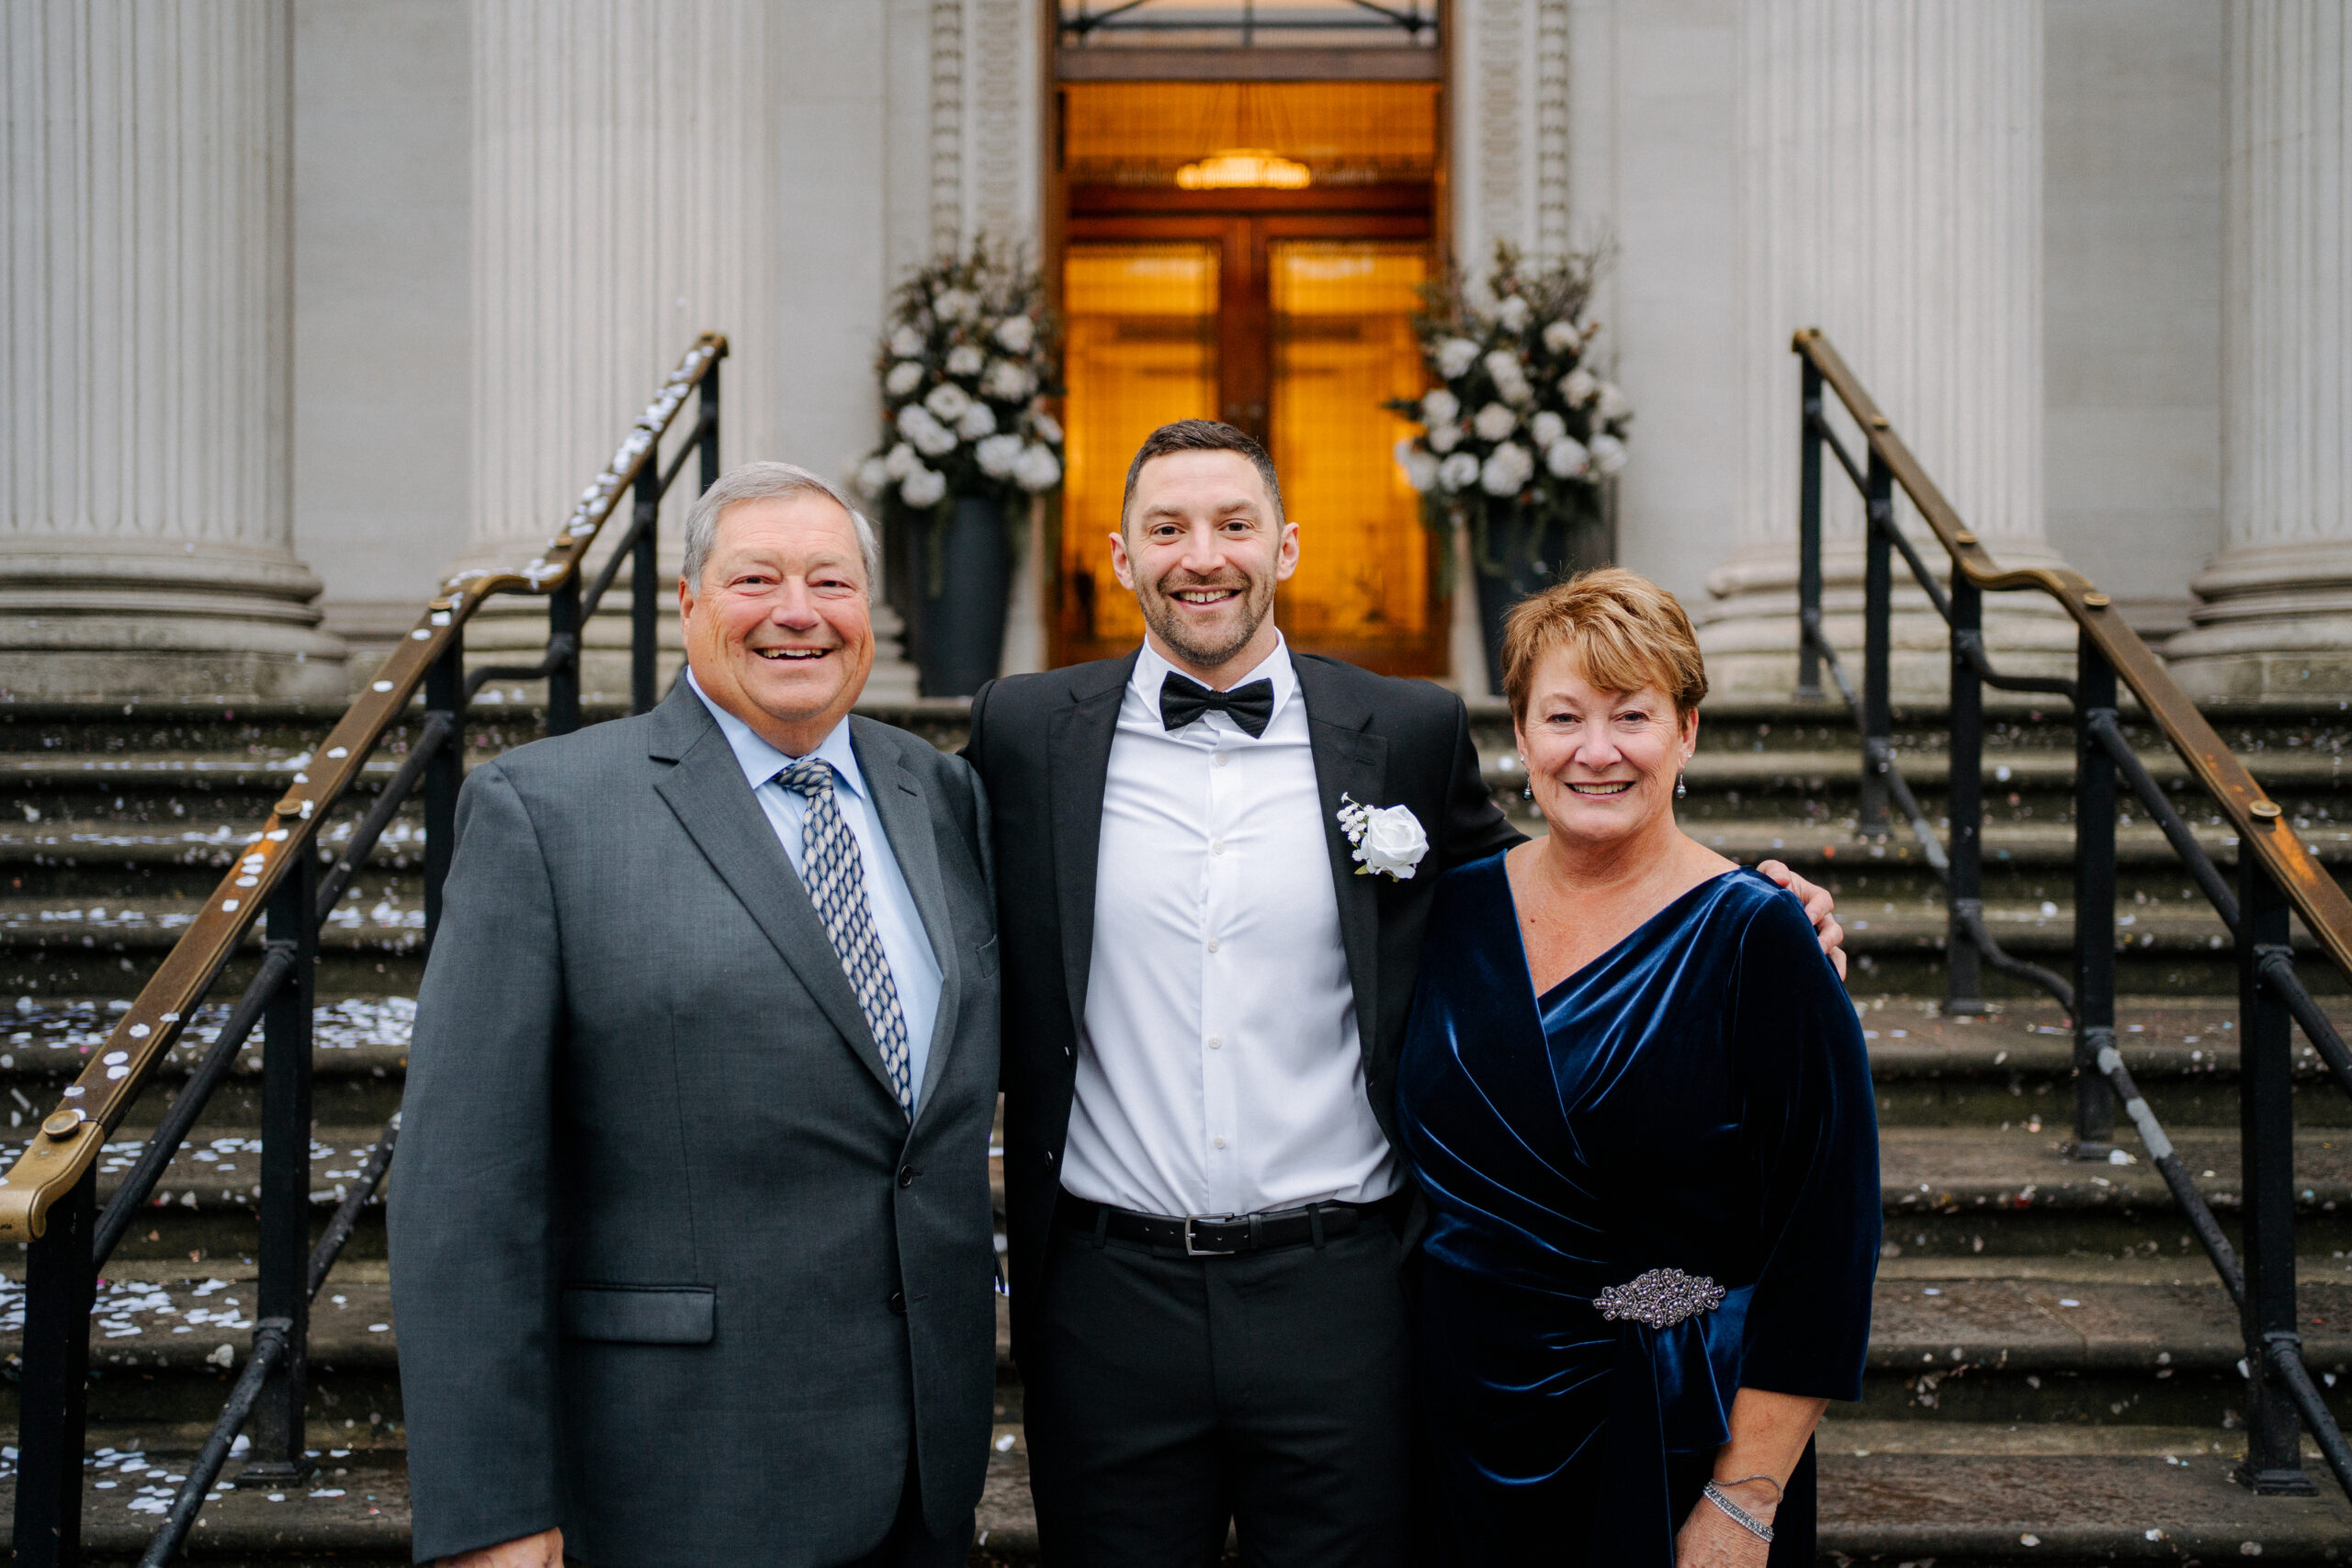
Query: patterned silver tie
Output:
[[775, 757, 913, 1113]]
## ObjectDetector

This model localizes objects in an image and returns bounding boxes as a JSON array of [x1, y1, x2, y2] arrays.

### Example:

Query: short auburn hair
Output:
[[1119, 419, 1285, 534], [1500, 568, 1710, 722]]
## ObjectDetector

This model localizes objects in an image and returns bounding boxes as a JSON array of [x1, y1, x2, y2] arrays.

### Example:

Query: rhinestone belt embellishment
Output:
[[1594, 1268, 1726, 1329]]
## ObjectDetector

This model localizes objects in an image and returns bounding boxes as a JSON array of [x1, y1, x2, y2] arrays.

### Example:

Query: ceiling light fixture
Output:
[[1175, 149, 1312, 191]]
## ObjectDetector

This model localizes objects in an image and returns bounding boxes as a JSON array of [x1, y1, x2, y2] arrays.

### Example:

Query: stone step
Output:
[[8, 1450, 2351, 1566], [6, 886, 2327, 998], [0, 899, 425, 952], [8, 1122, 2344, 1257], [0, 1123, 394, 1264], [22, 815, 2352, 885], [18, 739, 2349, 816], [1498, 743, 2352, 796], [19, 1272, 2344, 1414], [1686, 819, 2352, 872], [6, 997, 2340, 1110], [0, 818, 427, 871], [1878, 1125, 2352, 1258]]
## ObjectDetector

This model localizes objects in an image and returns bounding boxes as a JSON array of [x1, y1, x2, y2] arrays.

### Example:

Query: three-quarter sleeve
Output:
[[1727, 889, 1881, 1401]]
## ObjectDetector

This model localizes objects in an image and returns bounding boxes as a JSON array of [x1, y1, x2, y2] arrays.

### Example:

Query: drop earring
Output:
[[1676, 771, 1687, 799]]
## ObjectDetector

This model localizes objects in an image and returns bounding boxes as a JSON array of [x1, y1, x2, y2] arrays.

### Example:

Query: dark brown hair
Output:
[[1119, 420, 1285, 534], [1500, 568, 1710, 722]]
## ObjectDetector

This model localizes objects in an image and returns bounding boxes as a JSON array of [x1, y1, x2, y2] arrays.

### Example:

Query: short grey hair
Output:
[[681, 461, 882, 590]]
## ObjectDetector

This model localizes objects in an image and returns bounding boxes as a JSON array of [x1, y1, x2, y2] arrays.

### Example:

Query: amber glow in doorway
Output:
[[1269, 241, 1431, 659], [1060, 243, 1221, 649]]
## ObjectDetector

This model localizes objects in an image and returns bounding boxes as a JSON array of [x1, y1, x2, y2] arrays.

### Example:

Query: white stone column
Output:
[[0, 0, 346, 704], [1699, 0, 2075, 702], [2165, 2, 2352, 704], [456, 0, 780, 697]]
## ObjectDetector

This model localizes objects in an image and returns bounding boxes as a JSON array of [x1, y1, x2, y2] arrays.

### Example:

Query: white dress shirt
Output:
[[688, 673, 944, 1106], [1061, 635, 1398, 1219]]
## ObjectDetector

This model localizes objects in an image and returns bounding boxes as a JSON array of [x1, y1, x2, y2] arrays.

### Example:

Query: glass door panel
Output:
[[1267, 240, 1433, 669], [1060, 242, 1221, 652]]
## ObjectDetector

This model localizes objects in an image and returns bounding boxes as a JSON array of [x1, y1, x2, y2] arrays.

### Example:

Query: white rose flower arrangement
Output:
[[1385, 242, 1632, 575], [854, 238, 1064, 525]]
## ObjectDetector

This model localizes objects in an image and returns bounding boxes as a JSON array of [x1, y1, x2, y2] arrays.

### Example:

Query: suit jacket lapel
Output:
[[1048, 650, 1137, 1042], [649, 690, 902, 1107], [850, 717, 963, 1122], [1292, 656, 1386, 1061]]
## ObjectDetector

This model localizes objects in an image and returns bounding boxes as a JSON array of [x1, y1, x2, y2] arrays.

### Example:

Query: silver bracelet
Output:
[[1719, 1472, 1784, 1505], [1702, 1480, 1776, 1544]]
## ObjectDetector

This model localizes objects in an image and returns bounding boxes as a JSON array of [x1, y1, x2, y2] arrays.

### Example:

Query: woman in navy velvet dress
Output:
[[1396, 570, 1879, 1568]]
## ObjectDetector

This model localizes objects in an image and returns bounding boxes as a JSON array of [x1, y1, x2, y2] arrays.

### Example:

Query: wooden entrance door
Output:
[[1057, 200, 1441, 674]]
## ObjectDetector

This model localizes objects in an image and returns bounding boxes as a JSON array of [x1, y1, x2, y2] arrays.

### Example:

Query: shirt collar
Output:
[[1131, 632, 1298, 734], [686, 670, 866, 799]]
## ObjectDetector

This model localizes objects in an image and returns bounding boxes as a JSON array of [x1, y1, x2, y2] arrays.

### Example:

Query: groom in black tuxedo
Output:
[[964, 420, 1840, 1567]]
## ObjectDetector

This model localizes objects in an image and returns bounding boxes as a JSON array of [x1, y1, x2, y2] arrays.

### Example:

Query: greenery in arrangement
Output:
[[1389, 243, 1633, 570], [857, 239, 1066, 519]]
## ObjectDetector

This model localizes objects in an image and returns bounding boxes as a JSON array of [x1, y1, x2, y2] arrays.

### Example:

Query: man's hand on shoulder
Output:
[[1756, 860, 1846, 980], [439, 1529, 562, 1568]]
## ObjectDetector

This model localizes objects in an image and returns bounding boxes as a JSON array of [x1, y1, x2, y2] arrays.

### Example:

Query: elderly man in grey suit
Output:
[[389, 463, 1001, 1568]]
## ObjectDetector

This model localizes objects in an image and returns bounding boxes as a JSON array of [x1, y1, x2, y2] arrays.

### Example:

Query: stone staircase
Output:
[[4, 695, 2351, 1562]]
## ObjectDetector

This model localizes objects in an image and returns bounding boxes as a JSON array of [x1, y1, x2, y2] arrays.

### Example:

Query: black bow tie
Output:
[[1159, 673, 1275, 739]]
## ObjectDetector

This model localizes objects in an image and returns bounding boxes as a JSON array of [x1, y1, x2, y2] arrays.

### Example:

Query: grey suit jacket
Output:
[[389, 682, 1001, 1567]]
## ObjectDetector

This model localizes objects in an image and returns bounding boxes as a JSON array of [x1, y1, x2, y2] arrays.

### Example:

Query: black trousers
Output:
[[1023, 1208, 1413, 1568]]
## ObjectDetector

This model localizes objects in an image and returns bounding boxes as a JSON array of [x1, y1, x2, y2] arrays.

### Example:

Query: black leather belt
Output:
[[1057, 1193, 1378, 1257]]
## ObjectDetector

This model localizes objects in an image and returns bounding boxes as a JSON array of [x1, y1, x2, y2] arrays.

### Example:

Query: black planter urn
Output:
[[913, 495, 1012, 699], [1467, 496, 1611, 696]]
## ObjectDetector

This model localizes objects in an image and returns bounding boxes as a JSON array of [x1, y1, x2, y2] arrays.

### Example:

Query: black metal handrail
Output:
[[1792, 329, 2352, 1503], [3, 333, 726, 1567]]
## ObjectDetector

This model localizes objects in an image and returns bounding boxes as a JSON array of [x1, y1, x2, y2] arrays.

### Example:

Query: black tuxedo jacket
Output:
[[966, 649, 1521, 1363]]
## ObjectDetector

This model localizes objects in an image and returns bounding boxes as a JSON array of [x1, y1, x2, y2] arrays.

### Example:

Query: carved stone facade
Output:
[[3, 3, 2324, 709], [1, 0, 346, 704], [1453, 0, 1574, 273], [929, 0, 965, 259], [926, 0, 1037, 262]]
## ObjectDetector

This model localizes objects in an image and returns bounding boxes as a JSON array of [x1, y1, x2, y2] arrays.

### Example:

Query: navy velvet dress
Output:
[[1396, 857, 1880, 1566]]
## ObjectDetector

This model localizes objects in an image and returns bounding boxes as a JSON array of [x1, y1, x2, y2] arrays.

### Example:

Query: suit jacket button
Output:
[[888, 1290, 908, 1315], [898, 1165, 916, 1188]]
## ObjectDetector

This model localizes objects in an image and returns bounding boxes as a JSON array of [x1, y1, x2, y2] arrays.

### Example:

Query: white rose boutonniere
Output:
[[1338, 794, 1430, 881]]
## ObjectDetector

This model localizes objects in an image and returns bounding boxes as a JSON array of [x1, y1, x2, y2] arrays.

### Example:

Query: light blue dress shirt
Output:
[[688, 672, 944, 1107]]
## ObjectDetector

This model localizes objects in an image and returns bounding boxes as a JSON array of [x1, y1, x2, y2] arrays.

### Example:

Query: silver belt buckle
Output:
[[1183, 1214, 1238, 1257]]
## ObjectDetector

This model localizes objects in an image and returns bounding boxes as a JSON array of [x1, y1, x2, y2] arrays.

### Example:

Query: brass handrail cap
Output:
[[1953, 529, 1978, 546], [2249, 800, 2284, 821], [273, 796, 304, 818], [41, 1108, 85, 1140], [2082, 591, 2112, 609]]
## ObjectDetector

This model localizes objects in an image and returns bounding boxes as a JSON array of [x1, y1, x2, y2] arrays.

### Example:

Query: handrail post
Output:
[[2236, 846, 2317, 1494], [548, 570, 582, 738], [630, 461, 661, 716], [243, 850, 318, 1484], [1796, 357, 1825, 700], [1858, 451, 1894, 836], [699, 352, 722, 494], [13, 1167, 95, 1568], [1945, 578, 1989, 1015], [2069, 634, 2119, 1158], [424, 623, 465, 946]]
